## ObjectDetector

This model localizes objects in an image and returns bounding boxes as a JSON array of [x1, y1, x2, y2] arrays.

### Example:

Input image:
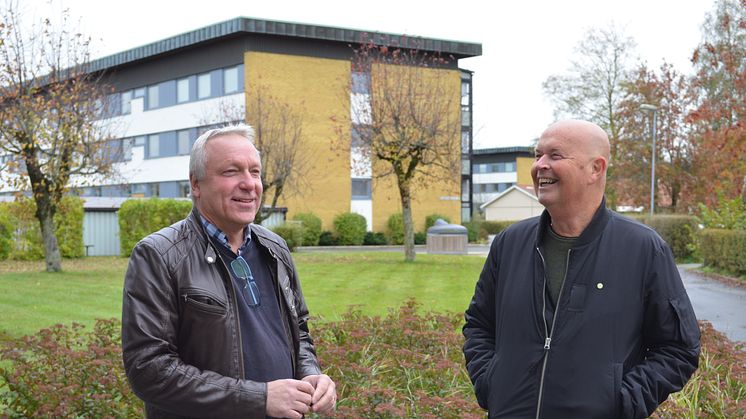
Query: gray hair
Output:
[[189, 123, 256, 181]]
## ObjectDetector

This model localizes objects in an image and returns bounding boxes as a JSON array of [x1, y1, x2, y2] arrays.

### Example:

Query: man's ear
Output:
[[590, 156, 608, 182], [190, 175, 200, 199]]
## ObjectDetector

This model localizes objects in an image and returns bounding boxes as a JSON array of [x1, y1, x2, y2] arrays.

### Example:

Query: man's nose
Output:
[[533, 155, 550, 169]]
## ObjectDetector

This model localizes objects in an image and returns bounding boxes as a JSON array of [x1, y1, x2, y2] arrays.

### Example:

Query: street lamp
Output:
[[640, 104, 657, 217]]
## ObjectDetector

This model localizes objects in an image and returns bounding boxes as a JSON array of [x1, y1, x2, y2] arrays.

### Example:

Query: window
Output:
[[461, 81, 470, 106], [177, 130, 191, 155], [148, 135, 159, 158], [134, 136, 146, 147], [177, 78, 190, 103], [147, 85, 159, 109], [351, 125, 371, 148], [224, 66, 239, 94], [351, 178, 372, 200], [461, 131, 470, 154], [159, 181, 181, 198], [121, 90, 133, 114], [351, 71, 370, 94], [180, 181, 191, 198], [134, 87, 146, 98], [474, 162, 517, 174], [197, 73, 211, 99], [461, 106, 471, 127]]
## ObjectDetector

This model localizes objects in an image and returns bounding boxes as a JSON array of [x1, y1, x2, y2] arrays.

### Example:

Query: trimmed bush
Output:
[[363, 231, 387, 245], [291, 212, 322, 246], [318, 231, 338, 246], [118, 198, 192, 257], [0, 196, 84, 260], [0, 211, 13, 260], [271, 222, 303, 251], [425, 213, 451, 231], [333, 213, 367, 246], [480, 221, 516, 236], [414, 231, 427, 245], [386, 213, 405, 245], [699, 229, 746, 276], [461, 221, 480, 243], [633, 215, 698, 261], [0, 319, 143, 417]]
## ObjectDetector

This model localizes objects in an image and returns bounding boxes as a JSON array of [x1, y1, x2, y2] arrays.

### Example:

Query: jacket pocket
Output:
[[670, 298, 700, 345], [181, 287, 227, 316]]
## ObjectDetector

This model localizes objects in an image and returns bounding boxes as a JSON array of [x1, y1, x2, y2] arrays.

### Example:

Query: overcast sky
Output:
[[28, 0, 717, 148]]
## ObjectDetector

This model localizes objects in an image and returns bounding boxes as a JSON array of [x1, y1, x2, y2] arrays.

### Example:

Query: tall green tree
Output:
[[542, 25, 638, 207], [0, 1, 116, 271]]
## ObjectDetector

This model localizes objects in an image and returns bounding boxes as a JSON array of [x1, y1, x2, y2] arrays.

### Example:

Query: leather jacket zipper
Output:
[[535, 247, 571, 419]]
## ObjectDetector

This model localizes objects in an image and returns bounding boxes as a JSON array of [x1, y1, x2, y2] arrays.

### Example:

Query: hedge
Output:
[[699, 229, 746, 276], [118, 198, 192, 256], [0, 196, 84, 260], [386, 213, 405, 245], [631, 215, 698, 261], [291, 212, 322, 246], [424, 213, 451, 231], [461, 220, 517, 243], [333, 212, 367, 246], [271, 222, 303, 251]]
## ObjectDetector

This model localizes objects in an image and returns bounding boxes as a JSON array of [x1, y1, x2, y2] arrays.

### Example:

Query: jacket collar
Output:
[[536, 197, 610, 248]]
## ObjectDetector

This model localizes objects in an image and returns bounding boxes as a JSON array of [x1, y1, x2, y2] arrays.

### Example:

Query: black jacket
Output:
[[463, 201, 700, 418], [122, 208, 321, 418]]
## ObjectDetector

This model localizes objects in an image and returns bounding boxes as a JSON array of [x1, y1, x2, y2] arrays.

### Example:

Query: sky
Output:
[[27, 0, 717, 149]]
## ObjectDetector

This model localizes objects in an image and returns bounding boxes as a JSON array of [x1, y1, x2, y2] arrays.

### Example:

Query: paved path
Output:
[[679, 265, 746, 344]]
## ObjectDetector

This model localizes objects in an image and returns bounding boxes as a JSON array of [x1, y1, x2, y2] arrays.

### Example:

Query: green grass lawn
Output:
[[0, 251, 486, 339]]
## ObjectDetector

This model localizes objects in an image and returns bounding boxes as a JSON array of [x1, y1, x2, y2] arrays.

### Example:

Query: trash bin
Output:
[[426, 219, 468, 254]]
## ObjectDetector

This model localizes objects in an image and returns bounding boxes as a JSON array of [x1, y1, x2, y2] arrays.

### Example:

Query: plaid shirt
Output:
[[200, 216, 252, 255]]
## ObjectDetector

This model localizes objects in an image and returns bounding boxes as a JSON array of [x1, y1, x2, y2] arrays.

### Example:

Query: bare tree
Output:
[[543, 25, 638, 208], [201, 86, 311, 224], [336, 40, 461, 262], [247, 86, 310, 224], [0, 1, 117, 271]]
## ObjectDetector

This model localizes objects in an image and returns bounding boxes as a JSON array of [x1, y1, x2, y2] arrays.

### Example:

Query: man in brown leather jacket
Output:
[[122, 124, 336, 418]]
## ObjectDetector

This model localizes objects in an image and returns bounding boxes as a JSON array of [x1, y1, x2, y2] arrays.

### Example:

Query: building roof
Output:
[[88, 17, 482, 73], [472, 146, 534, 156], [479, 184, 538, 210]]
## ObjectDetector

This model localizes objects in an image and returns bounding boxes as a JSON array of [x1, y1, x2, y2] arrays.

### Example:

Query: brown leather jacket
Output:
[[121, 208, 321, 418]]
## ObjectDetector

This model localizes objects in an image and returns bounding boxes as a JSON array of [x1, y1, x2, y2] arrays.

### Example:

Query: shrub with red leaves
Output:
[[0, 319, 143, 417]]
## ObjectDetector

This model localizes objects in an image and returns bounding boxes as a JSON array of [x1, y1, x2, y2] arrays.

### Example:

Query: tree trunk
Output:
[[398, 180, 416, 262], [35, 196, 62, 272]]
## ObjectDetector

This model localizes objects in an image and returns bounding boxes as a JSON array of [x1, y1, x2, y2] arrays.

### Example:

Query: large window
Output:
[[108, 64, 244, 114], [142, 127, 203, 159]]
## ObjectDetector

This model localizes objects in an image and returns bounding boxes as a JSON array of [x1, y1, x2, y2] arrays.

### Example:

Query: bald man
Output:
[[463, 120, 700, 418]]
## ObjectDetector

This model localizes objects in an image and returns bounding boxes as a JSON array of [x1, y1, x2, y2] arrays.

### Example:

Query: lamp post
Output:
[[640, 104, 657, 217]]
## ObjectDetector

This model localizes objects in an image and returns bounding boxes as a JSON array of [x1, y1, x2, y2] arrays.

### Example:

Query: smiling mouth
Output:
[[232, 197, 255, 204], [538, 178, 557, 186]]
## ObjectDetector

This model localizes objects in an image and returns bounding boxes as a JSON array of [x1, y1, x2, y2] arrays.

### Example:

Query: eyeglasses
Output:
[[229, 255, 261, 307]]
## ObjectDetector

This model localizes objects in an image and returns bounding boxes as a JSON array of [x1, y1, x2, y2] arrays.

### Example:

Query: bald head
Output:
[[541, 120, 610, 162], [531, 120, 610, 232]]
